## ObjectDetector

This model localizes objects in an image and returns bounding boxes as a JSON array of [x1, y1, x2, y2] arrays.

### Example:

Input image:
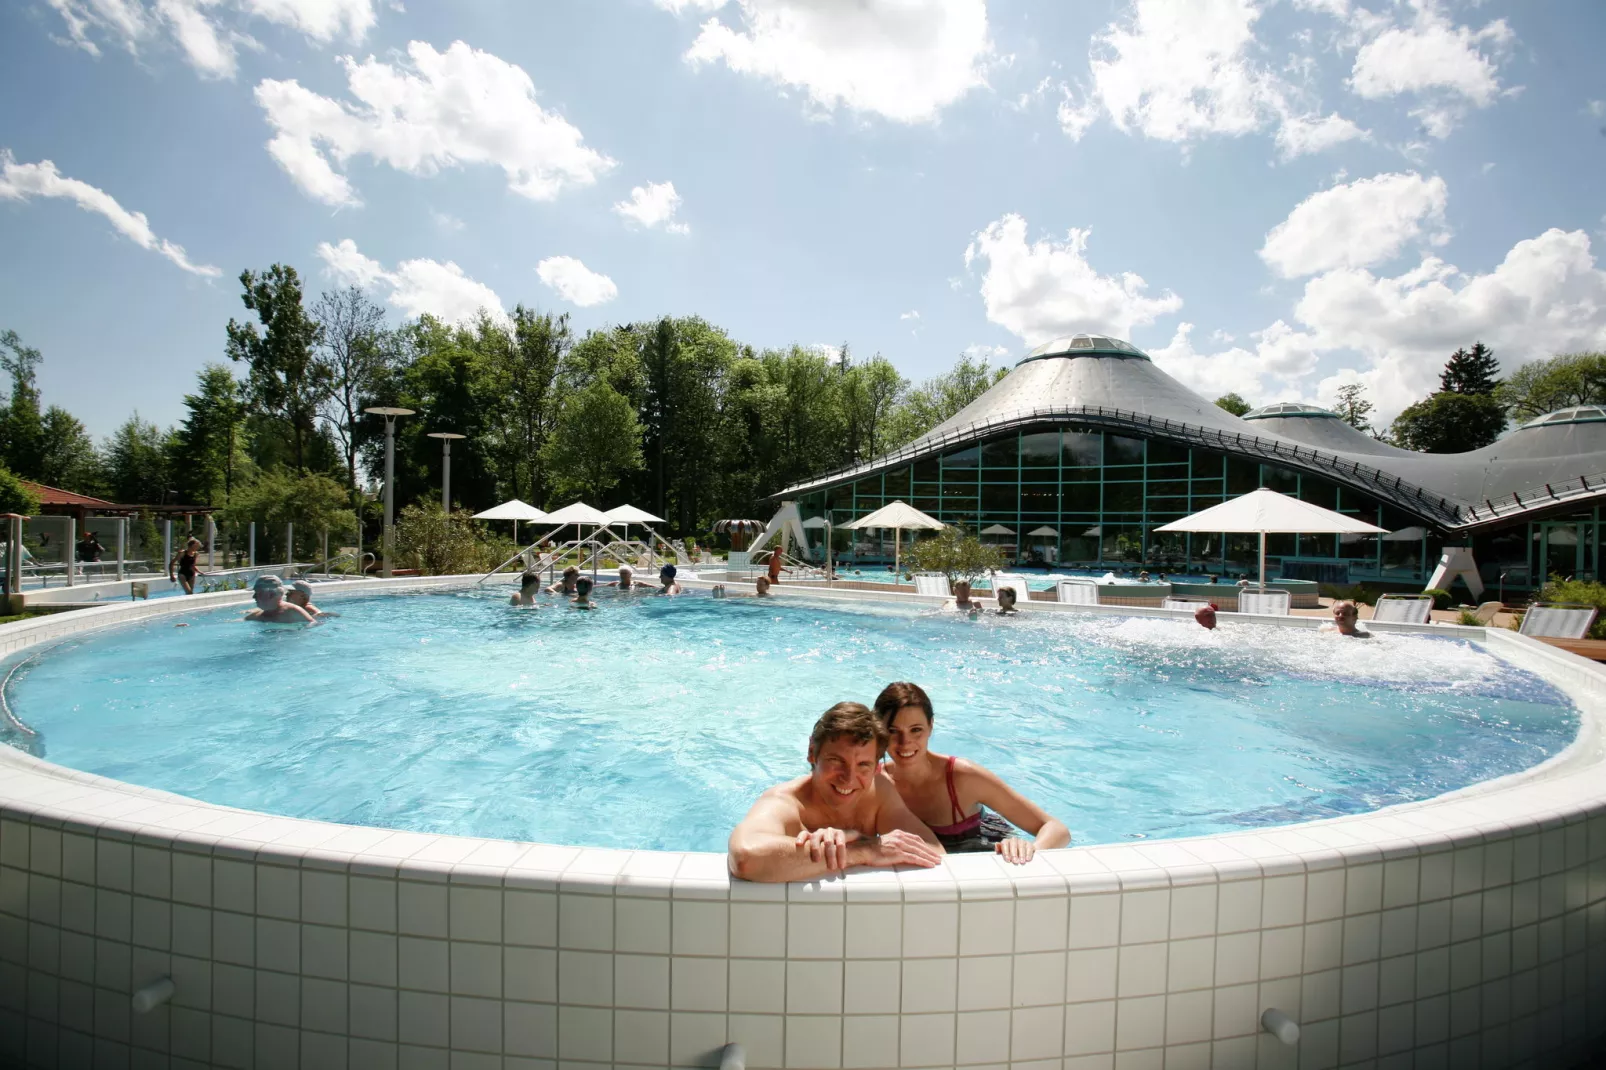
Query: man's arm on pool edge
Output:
[[727, 789, 942, 882]]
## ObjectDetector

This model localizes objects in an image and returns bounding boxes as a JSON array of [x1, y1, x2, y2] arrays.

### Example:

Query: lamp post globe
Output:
[[364, 407, 415, 577]]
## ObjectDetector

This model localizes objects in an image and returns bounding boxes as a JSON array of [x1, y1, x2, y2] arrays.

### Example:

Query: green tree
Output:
[[885, 353, 1008, 446], [904, 525, 1005, 586], [313, 286, 391, 489], [0, 464, 40, 515], [480, 306, 571, 506], [1496, 351, 1606, 421], [0, 329, 45, 479], [1332, 383, 1375, 432], [1214, 393, 1251, 417], [1440, 342, 1500, 395], [174, 365, 250, 505], [216, 470, 358, 559], [36, 406, 103, 494], [541, 379, 644, 501], [226, 264, 331, 471], [1387, 392, 1506, 453], [101, 415, 173, 504]]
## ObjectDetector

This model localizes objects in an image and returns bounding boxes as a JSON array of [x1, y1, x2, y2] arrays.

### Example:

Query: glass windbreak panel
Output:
[[1106, 434, 1145, 465], [1301, 476, 1337, 510], [1227, 458, 1260, 493], [1263, 466, 1299, 494], [1062, 431, 1102, 468], [981, 435, 1017, 468], [1019, 431, 1059, 468], [1020, 484, 1059, 513], [1147, 439, 1189, 465], [913, 457, 939, 483], [942, 445, 980, 469], [1064, 483, 1102, 512], [884, 467, 911, 498], [981, 481, 1018, 512], [1103, 526, 1143, 562], [1104, 482, 1143, 512]]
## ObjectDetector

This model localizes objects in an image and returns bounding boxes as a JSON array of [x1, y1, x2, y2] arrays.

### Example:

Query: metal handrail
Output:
[[775, 404, 1606, 530]]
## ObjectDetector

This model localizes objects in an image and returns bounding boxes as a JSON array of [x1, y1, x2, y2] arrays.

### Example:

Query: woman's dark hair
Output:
[[873, 681, 934, 729], [576, 576, 593, 596], [520, 571, 541, 589]]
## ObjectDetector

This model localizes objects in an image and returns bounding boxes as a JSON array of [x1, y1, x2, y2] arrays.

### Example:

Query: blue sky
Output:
[[1, 0, 1603, 439]]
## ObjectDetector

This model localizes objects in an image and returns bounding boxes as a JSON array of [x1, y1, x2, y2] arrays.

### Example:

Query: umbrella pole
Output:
[[894, 528, 901, 585], [1259, 531, 1267, 591]]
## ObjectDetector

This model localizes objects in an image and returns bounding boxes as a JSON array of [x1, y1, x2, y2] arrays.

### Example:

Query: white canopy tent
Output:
[[842, 500, 944, 584], [1154, 488, 1387, 589], [472, 499, 548, 544]]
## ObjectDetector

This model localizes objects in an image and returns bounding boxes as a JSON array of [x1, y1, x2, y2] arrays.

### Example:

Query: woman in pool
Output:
[[571, 575, 596, 609], [873, 682, 1070, 863], [995, 587, 1019, 615]]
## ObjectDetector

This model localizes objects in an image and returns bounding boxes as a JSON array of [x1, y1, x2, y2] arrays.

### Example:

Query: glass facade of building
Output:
[[797, 423, 1604, 587]]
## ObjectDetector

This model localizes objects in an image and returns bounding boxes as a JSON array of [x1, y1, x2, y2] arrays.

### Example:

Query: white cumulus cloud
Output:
[[1061, 0, 1365, 159], [612, 181, 689, 234], [1348, 2, 1515, 137], [256, 40, 616, 208], [1148, 320, 1322, 405], [653, 0, 726, 12], [0, 150, 218, 276], [536, 256, 618, 308], [1260, 172, 1449, 279], [683, 0, 993, 124], [317, 238, 506, 324], [964, 213, 1182, 345], [46, 0, 374, 80]]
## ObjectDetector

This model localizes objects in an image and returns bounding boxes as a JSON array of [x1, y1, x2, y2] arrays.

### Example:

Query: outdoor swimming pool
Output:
[[3, 585, 1576, 852], [818, 567, 1209, 589]]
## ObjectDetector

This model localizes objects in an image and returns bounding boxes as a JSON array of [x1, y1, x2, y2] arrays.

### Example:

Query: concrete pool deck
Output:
[[1, 574, 1604, 1069]]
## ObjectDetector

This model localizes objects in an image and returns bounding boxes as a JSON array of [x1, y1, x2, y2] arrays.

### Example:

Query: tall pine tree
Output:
[[1440, 342, 1500, 395]]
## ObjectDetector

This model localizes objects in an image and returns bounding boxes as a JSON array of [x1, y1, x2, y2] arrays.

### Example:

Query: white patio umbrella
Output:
[[842, 500, 944, 584], [1154, 488, 1386, 589], [603, 504, 665, 545], [979, 523, 1015, 536], [472, 499, 548, 544]]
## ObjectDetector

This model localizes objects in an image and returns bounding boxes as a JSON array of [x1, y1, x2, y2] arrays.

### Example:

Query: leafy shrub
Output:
[[1421, 587, 1452, 611], [394, 503, 516, 575], [0, 466, 40, 517], [1535, 576, 1606, 639], [1455, 608, 1482, 626], [904, 525, 1005, 586]]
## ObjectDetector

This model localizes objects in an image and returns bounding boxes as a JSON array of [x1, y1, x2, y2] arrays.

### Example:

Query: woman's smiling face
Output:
[[887, 705, 932, 766]]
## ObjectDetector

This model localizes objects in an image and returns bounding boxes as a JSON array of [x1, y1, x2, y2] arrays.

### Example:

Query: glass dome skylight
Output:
[[1021, 334, 1149, 361], [1517, 405, 1606, 429], [1242, 401, 1340, 420]]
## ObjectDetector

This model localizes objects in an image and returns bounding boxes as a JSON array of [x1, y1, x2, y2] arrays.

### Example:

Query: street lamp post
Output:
[[364, 406, 415, 577], [426, 432, 467, 512]]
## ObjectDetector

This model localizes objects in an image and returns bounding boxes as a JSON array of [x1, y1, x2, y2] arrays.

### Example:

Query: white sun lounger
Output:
[[1237, 589, 1291, 616], [913, 574, 951, 597], [1519, 603, 1599, 640], [1371, 593, 1434, 625], [1056, 580, 1100, 605], [991, 573, 1032, 603]]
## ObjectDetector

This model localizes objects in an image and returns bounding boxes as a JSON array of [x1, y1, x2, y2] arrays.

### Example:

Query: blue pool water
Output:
[[2, 586, 1578, 851]]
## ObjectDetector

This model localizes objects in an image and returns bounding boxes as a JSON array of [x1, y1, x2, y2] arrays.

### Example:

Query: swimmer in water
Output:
[[942, 579, 981, 616], [510, 571, 542, 606], [602, 565, 641, 590], [243, 575, 315, 624], [754, 576, 773, 597], [572, 575, 596, 609], [657, 564, 681, 595], [286, 579, 330, 617], [995, 587, 1019, 615], [1194, 603, 1218, 630], [546, 566, 581, 595], [1320, 599, 1374, 638]]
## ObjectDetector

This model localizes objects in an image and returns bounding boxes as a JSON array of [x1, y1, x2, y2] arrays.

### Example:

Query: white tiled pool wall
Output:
[[1, 578, 1604, 1070]]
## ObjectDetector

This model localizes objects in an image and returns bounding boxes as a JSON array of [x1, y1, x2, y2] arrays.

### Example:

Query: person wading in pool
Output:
[[995, 587, 1020, 615], [169, 537, 204, 595], [546, 566, 581, 596], [874, 682, 1069, 863], [657, 564, 681, 595], [286, 579, 330, 617], [571, 575, 596, 610], [728, 702, 944, 882], [510, 570, 543, 606], [1321, 599, 1374, 638], [1194, 603, 1218, 630], [243, 575, 316, 624]]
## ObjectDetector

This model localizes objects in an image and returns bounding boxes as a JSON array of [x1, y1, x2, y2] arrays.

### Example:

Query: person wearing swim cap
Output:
[[657, 564, 681, 595], [244, 575, 315, 623], [286, 578, 328, 616]]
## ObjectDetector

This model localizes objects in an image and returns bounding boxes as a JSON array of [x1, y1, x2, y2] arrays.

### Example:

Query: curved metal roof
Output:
[[775, 339, 1606, 530]]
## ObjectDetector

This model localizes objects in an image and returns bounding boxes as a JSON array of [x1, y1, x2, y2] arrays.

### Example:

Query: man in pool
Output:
[[286, 579, 328, 616], [510, 570, 543, 606], [244, 575, 316, 624], [754, 575, 773, 596], [657, 564, 681, 595], [1322, 599, 1374, 638], [601, 565, 641, 591], [571, 575, 596, 610], [727, 701, 945, 882], [1194, 603, 1218, 630]]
